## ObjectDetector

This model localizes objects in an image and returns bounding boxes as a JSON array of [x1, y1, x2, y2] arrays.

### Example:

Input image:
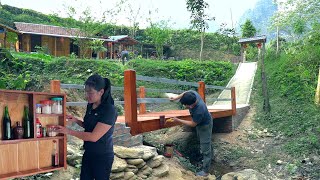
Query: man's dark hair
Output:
[[179, 92, 197, 105]]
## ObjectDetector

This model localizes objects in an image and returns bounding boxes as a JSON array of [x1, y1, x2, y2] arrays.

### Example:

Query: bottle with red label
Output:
[[36, 118, 42, 138], [52, 140, 59, 167]]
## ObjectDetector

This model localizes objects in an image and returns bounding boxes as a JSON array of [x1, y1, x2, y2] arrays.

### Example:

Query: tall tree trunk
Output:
[[276, 26, 279, 56], [200, 28, 204, 61]]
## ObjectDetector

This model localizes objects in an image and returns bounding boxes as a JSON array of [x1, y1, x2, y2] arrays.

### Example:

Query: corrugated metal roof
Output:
[[238, 35, 267, 43], [13, 22, 111, 41], [109, 35, 128, 41]]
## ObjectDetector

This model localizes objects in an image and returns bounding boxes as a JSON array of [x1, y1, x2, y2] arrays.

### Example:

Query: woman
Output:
[[56, 74, 117, 180]]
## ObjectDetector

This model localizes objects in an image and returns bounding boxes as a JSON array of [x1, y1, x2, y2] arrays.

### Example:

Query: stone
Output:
[[147, 155, 164, 168], [137, 166, 153, 177], [125, 164, 139, 174], [67, 154, 82, 167], [114, 146, 144, 159], [135, 145, 158, 161], [127, 158, 144, 165], [221, 169, 268, 180], [111, 155, 128, 172], [124, 172, 135, 180], [136, 162, 146, 169], [207, 174, 217, 180], [110, 172, 124, 180], [152, 164, 169, 177]]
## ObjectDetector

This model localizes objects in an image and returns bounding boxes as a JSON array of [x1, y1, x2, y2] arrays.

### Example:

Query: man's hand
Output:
[[169, 97, 176, 101]]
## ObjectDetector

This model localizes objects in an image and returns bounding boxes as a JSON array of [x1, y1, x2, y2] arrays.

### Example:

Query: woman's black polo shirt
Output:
[[83, 102, 118, 154]]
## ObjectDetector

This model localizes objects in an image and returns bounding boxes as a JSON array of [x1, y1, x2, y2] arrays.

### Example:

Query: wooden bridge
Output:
[[51, 70, 236, 135]]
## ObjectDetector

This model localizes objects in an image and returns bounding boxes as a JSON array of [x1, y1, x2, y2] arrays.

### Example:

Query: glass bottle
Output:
[[52, 140, 59, 167], [3, 106, 12, 140], [13, 122, 24, 139], [23, 106, 31, 138]]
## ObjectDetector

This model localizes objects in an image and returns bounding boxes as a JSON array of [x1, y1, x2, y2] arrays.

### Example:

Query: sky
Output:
[[1, 0, 259, 32]]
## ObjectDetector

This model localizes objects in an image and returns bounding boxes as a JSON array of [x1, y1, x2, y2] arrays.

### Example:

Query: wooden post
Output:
[[15, 40, 19, 52], [159, 115, 165, 129], [198, 81, 206, 103], [261, 43, 271, 112], [139, 86, 146, 114], [231, 87, 236, 115], [50, 80, 61, 93], [124, 70, 139, 135]]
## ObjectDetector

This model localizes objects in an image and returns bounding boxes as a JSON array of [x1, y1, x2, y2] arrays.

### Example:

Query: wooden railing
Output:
[[50, 69, 236, 134]]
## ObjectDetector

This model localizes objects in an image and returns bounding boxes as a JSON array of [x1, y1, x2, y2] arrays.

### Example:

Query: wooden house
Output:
[[0, 22, 139, 59]]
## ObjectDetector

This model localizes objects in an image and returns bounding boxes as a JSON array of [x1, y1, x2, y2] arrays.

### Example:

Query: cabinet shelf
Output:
[[36, 114, 64, 117], [0, 136, 65, 145], [0, 89, 67, 179], [0, 166, 64, 179]]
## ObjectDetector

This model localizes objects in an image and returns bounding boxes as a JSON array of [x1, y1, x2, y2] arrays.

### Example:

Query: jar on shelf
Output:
[[40, 100, 52, 114], [36, 104, 42, 114], [51, 97, 63, 114], [47, 125, 58, 137]]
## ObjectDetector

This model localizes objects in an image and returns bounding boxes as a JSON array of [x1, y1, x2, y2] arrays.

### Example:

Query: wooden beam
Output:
[[231, 87, 236, 115], [124, 70, 139, 135], [50, 80, 61, 93], [198, 81, 206, 103], [139, 86, 146, 114]]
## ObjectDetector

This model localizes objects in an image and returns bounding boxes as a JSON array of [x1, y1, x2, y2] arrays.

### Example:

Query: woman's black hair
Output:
[[179, 91, 196, 105], [85, 74, 114, 105]]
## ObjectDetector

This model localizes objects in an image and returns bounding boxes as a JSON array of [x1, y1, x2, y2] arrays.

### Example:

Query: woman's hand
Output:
[[54, 125, 69, 135], [66, 115, 78, 123], [172, 117, 179, 122]]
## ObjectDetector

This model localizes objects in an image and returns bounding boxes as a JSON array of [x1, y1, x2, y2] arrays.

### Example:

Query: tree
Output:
[[186, 0, 214, 60], [241, 19, 257, 38], [90, 39, 107, 59], [144, 21, 171, 59], [65, 7, 105, 58], [271, 0, 320, 41]]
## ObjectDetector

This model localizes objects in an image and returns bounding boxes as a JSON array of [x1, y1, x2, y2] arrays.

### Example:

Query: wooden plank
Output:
[[0, 166, 63, 179], [0, 92, 30, 140], [136, 75, 199, 87], [18, 141, 39, 171], [66, 101, 124, 107], [124, 70, 139, 135], [198, 81, 206, 102], [50, 80, 61, 94], [39, 139, 55, 168], [0, 144, 18, 175], [231, 87, 236, 115], [139, 86, 146, 114], [60, 84, 124, 92]]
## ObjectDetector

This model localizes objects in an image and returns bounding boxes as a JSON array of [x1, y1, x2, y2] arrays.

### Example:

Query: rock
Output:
[[127, 158, 144, 165], [112, 156, 128, 172], [125, 164, 139, 174], [124, 172, 135, 180], [147, 155, 164, 168], [110, 171, 124, 180], [134, 145, 158, 161], [221, 169, 268, 180], [114, 146, 144, 159], [67, 155, 82, 167], [276, 160, 283, 165], [152, 164, 169, 177], [136, 162, 146, 169], [137, 165, 153, 177], [207, 174, 217, 180]]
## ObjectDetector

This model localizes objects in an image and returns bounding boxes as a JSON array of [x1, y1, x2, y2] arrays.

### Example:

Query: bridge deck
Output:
[[116, 108, 233, 133]]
